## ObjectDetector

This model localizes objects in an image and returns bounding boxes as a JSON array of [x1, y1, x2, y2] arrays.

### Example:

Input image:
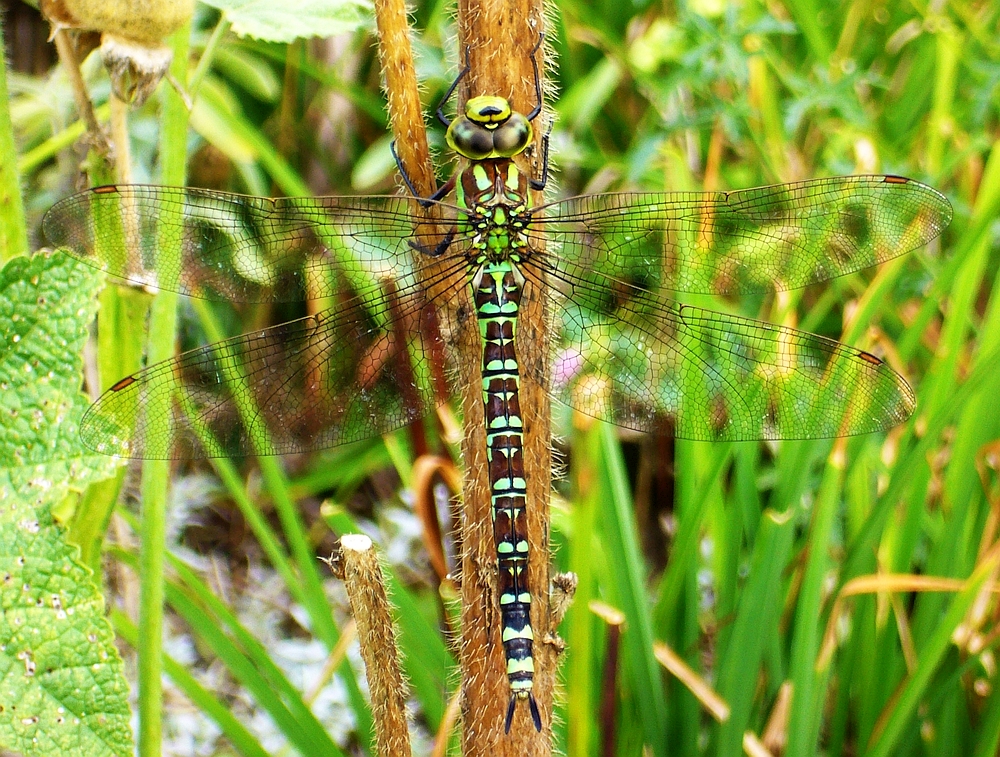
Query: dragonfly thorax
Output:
[[458, 159, 532, 263], [446, 96, 534, 160]]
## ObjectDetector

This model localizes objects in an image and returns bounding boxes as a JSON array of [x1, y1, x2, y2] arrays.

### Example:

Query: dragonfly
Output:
[[43, 50, 951, 734]]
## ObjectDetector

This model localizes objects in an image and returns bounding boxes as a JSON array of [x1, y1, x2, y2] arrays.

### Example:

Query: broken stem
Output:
[[339, 534, 412, 757]]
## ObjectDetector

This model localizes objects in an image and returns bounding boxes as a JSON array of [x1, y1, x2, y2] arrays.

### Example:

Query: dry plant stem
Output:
[[761, 682, 793, 754], [742, 733, 777, 757], [340, 535, 412, 757], [412, 455, 463, 584], [372, 0, 435, 198], [304, 619, 357, 706], [455, 0, 552, 752], [432, 689, 464, 757], [653, 642, 730, 723], [51, 27, 111, 158], [373, 0, 553, 749]]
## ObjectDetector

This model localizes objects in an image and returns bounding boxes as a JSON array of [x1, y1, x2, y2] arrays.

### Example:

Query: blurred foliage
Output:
[[5, 0, 1000, 755]]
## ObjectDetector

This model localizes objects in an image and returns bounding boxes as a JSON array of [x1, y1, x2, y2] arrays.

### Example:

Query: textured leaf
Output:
[[0, 251, 131, 756], [202, 0, 372, 43]]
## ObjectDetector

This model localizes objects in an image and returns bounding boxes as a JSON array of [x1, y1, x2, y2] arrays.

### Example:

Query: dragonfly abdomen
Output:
[[472, 259, 541, 732]]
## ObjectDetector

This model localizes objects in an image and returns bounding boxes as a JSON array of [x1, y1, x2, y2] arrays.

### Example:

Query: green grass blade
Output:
[[563, 422, 602, 757], [866, 552, 999, 757], [843, 344, 1000, 581], [137, 26, 190, 757], [779, 0, 832, 60], [112, 610, 273, 757], [167, 558, 347, 755], [113, 542, 347, 757], [595, 421, 668, 757], [785, 446, 846, 757], [715, 509, 795, 757], [972, 676, 1000, 757], [190, 81, 311, 197], [186, 298, 375, 746]]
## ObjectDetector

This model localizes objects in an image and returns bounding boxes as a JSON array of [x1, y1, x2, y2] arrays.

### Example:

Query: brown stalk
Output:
[[372, 0, 435, 198], [338, 534, 412, 757], [454, 1, 553, 753], [373, 0, 554, 751]]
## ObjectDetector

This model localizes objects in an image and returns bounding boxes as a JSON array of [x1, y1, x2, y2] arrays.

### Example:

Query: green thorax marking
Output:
[[447, 96, 535, 263], [456, 159, 532, 264]]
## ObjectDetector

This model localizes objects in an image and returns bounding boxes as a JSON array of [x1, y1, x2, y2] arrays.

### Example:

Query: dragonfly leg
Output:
[[528, 128, 551, 191], [436, 45, 472, 127], [525, 32, 545, 122], [524, 32, 550, 191], [390, 140, 455, 204], [409, 225, 456, 257]]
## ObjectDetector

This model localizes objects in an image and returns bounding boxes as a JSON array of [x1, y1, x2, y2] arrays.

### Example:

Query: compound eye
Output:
[[492, 113, 532, 157], [447, 117, 495, 159]]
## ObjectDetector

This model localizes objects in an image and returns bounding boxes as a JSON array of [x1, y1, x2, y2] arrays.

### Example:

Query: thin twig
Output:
[[50, 27, 112, 160]]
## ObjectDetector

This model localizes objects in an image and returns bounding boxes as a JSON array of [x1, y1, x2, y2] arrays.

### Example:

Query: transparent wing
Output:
[[44, 185, 476, 458], [522, 174, 947, 439], [50, 176, 950, 453], [81, 267, 467, 459], [533, 175, 952, 295], [43, 184, 465, 302], [534, 257, 915, 440]]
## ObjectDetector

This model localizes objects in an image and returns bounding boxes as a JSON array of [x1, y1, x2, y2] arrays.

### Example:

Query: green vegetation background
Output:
[[3, 0, 999, 755]]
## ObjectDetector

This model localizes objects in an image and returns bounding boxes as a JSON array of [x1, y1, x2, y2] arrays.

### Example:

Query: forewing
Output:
[[80, 279, 465, 459], [42, 185, 462, 302], [534, 175, 951, 295]]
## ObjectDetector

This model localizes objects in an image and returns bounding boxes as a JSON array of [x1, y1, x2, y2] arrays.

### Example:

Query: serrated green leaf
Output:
[[0, 251, 132, 757], [202, 0, 372, 43]]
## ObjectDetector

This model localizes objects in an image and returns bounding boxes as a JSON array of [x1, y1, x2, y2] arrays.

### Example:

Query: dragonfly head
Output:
[[447, 95, 534, 161]]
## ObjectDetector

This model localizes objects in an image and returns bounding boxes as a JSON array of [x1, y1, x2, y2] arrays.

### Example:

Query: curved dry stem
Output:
[[412, 454, 463, 585]]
